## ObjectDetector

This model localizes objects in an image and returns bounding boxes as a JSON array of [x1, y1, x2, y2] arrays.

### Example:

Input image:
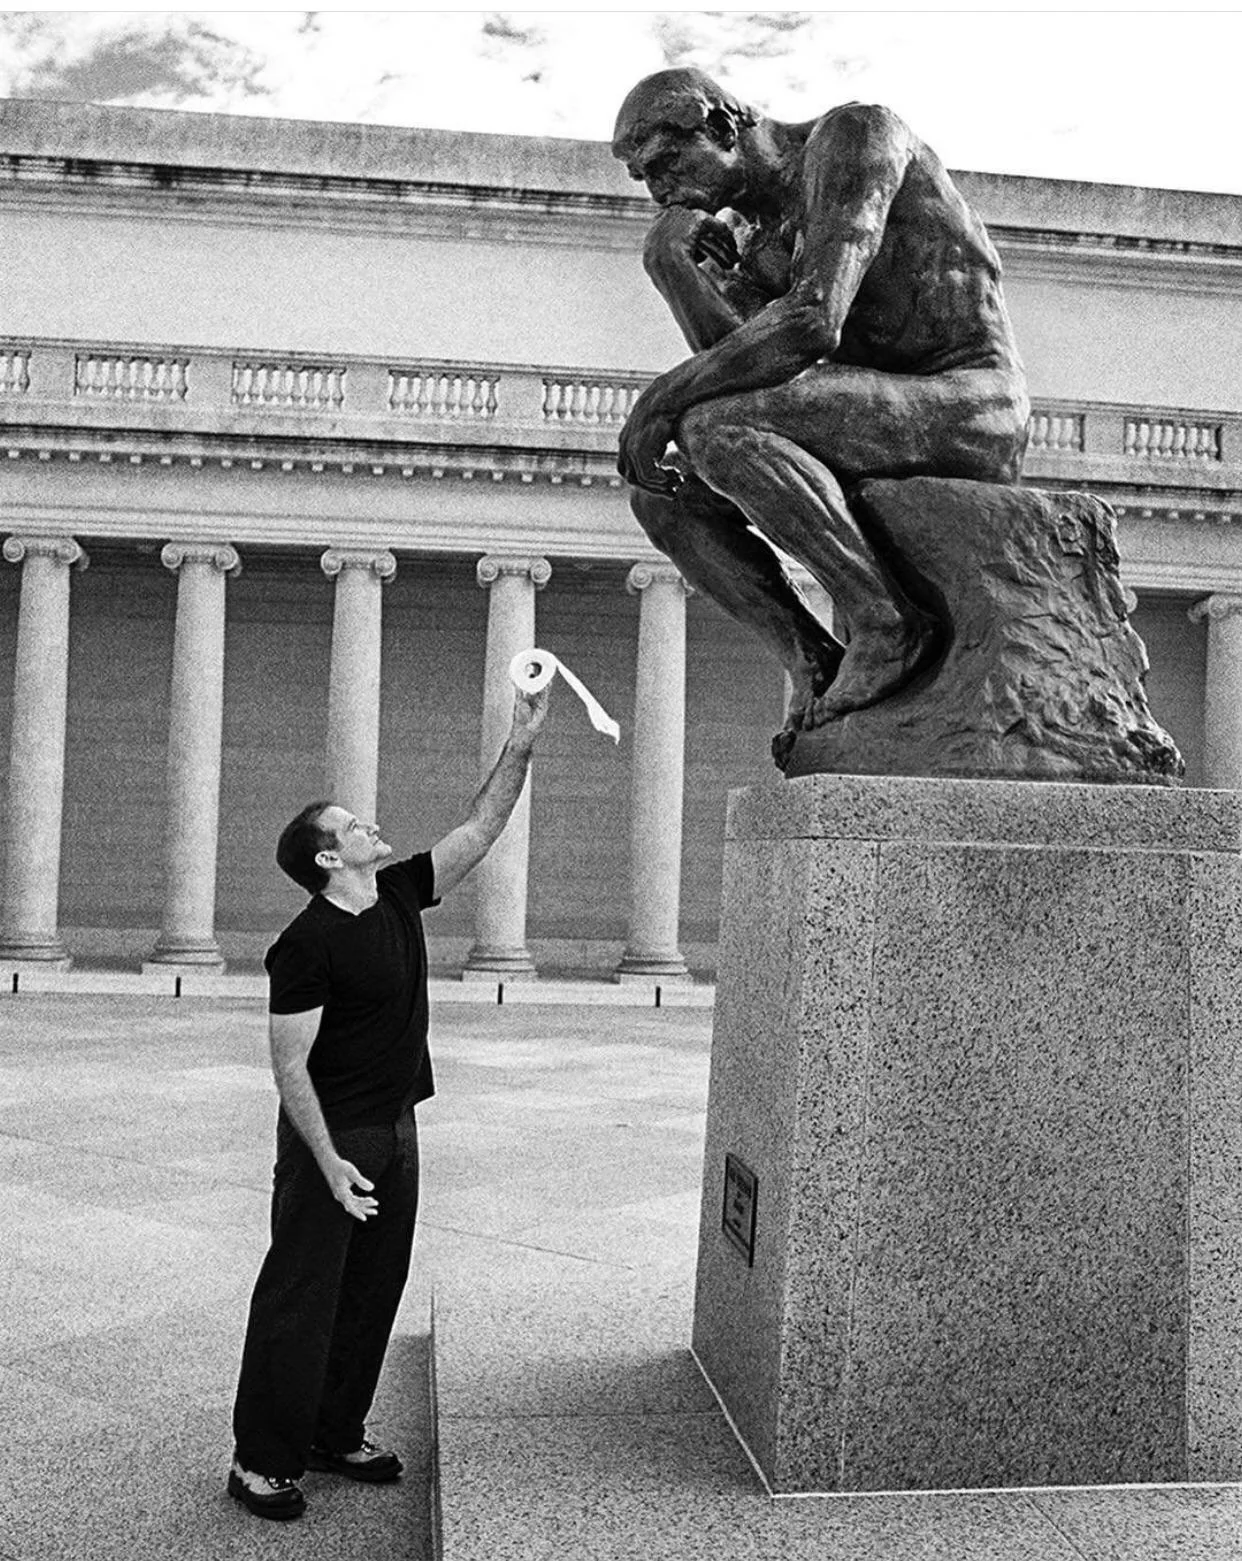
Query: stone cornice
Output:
[[2, 144, 1239, 265], [0, 154, 650, 252], [2, 98, 1238, 244]]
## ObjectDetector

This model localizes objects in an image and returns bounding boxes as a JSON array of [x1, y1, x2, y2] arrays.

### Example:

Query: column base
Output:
[[613, 951, 691, 984], [0, 933, 72, 968], [461, 945, 537, 981], [144, 937, 226, 973]]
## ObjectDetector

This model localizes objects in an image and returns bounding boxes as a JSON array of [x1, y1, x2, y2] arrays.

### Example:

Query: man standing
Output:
[[612, 69, 1029, 731], [228, 685, 549, 1520]]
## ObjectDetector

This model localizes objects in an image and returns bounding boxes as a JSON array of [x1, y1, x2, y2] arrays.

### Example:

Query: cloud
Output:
[[0, 11, 1236, 194]]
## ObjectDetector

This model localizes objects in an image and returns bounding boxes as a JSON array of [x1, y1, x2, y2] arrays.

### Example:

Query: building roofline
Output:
[[2, 96, 1240, 249]]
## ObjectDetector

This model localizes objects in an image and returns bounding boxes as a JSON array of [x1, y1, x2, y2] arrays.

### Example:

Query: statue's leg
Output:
[[677, 392, 939, 720], [629, 476, 844, 726]]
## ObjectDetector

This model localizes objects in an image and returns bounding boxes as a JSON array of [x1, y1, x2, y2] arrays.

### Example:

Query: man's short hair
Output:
[[276, 801, 338, 894], [612, 68, 758, 163]]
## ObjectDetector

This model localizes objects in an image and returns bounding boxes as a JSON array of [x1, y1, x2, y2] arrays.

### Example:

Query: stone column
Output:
[[320, 547, 397, 818], [145, 541, 240, 971], [616, 562, 692, 982], [463, 554, 550, 979], [1190, 594, 1242, 789], [0, 535, 87, 966]]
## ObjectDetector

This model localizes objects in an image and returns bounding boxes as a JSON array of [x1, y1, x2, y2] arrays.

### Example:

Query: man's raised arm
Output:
[[431, 687, 549, 897]]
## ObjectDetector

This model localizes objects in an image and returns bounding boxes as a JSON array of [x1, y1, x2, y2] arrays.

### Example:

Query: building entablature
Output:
[[3, 99, 1241, 279]]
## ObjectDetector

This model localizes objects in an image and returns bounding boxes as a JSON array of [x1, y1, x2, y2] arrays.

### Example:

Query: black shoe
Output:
[[227, 1463, 306, 1520], [307, 1437, 403, 1483]]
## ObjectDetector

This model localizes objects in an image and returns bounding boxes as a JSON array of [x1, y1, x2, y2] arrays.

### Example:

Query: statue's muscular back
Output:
[[736, 103, 1023, 380]]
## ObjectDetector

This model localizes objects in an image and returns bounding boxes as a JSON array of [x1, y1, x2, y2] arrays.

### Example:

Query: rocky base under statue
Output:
[[774, 477, 1183, 786]]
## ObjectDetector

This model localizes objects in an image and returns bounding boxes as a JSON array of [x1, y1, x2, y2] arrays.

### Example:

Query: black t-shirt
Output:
[[264, 853, 439, 1130]]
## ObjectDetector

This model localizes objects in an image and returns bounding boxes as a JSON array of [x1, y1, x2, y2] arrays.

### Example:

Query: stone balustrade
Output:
[[0, 337, 1239, 496], [74, 353, 190, 401]]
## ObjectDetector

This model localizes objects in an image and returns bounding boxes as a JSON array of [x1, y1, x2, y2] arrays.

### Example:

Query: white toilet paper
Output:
[[509, 648, 621, 743]]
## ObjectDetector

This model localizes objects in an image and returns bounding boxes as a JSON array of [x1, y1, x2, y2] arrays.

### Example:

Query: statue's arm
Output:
[[642, 106, 914, 416]]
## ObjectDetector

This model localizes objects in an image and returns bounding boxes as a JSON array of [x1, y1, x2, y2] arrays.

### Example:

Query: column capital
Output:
[[3, 534, 87, 570], [627, 561, 693, 597], [161, 541, 241, 577], [320, 547, 397, 582], [477, 554, 551, 590], [1189, 593, 1242, 625]]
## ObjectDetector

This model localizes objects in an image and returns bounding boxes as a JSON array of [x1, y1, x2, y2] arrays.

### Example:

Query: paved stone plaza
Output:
[[3, 990, 1242, 1559]]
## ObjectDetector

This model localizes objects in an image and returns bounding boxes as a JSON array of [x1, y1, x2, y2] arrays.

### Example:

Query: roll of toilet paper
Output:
[[509, 648, 621, 743]]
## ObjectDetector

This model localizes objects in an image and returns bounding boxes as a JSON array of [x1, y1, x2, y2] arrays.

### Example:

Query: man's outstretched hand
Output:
[[511, 683, 550, 743]]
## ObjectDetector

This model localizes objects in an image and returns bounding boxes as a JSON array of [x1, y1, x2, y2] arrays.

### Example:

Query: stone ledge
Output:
[[727, 774, 1242, 855]]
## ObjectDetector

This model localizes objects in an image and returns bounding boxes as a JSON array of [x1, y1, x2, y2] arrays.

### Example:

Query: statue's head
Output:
[[612, 68, 759, 210]]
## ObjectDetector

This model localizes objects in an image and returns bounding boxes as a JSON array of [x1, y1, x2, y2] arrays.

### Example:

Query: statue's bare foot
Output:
[[785, 639, 845, 731], [810, 613, 939, 724]]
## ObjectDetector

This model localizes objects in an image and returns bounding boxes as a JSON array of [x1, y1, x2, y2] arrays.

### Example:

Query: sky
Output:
[[0, 8, 1240, 196]]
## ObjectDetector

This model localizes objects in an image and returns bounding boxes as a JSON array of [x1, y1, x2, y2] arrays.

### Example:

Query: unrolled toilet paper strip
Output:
[[509, 648, 621, 744]]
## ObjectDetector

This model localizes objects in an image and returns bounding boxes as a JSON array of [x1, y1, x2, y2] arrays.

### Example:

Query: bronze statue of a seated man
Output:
[[613, 69, 1030, 727]]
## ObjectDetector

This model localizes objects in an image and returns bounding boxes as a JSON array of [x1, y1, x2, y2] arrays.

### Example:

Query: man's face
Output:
[[316, 805, 392, 874], [625, 124, 742, 212]]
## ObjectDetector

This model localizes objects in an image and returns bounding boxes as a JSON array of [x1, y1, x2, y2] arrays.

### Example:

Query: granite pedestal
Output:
[[692, 775, 1242, 1494]]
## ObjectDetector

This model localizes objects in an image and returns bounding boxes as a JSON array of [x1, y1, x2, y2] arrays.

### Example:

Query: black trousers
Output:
[[231, 1104, 420, 1478]]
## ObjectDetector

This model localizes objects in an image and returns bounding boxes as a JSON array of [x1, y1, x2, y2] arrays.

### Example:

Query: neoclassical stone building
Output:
[[0, 100, 1239, 980]]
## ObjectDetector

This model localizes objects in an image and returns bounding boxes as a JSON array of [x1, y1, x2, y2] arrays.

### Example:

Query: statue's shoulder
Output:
[[801, 101, 916, 173], [812, 100, 910, 138]]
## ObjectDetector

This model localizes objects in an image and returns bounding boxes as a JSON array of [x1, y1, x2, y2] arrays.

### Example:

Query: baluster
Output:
[[485, 377, 499, 418]]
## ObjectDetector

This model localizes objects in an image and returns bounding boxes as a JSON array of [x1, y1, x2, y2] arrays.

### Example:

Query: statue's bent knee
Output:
[[677, 400, 748, 485]]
